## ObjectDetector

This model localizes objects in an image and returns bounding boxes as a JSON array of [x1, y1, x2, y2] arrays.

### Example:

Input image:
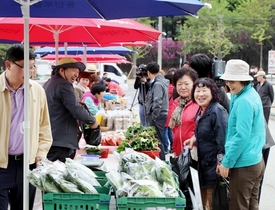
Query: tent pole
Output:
[[64, 42, 68, 56], [157, 16, 162, 70], [54, 31, 59, 63], [22, 1, 30, 209]]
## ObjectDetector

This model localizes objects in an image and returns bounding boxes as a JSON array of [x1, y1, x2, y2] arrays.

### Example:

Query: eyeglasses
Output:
[[12, 61, 36, 71], [225, 80, 235, 84]]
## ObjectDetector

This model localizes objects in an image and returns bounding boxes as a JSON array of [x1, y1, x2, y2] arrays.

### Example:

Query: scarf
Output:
[[169, 96, 191, 128]]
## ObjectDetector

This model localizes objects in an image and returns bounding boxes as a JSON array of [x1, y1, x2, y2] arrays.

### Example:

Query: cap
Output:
[[52, 57, 86, 72]]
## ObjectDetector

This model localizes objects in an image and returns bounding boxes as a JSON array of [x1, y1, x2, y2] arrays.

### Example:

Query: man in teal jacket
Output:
[[218, 59, 265, 210]]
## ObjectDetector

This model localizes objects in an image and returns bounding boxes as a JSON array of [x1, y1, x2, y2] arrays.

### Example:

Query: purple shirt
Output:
[[5, 77, 24, 155]]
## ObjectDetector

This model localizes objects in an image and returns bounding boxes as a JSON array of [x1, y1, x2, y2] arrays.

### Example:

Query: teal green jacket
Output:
[[222, 84, 265, 168]]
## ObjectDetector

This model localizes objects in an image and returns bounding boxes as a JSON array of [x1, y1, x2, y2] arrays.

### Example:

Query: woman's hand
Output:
[[217, 164, 229, 178], [184, 136, 196, 149]]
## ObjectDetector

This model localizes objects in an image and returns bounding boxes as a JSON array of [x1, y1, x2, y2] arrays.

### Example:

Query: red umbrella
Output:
[[41, 54, 131, 64], [0, 18, 161, 46]]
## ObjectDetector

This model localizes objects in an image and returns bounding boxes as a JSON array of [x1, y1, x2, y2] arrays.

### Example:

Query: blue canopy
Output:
[[0, 0, 207, 19], [35, 46, 135, 55]]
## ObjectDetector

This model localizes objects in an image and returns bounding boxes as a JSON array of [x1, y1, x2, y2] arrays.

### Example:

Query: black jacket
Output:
[[134, 77, 150, 104], [43, 73, 96, 150], [256, 80, 274, 108], [195, 102, 228, 188]]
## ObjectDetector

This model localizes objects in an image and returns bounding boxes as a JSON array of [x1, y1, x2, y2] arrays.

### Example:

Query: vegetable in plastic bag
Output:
[[66, 172, 98, 194], [127, 180, 165, 197], [105, 171, 124, 191], [59, 180, 84, 193]]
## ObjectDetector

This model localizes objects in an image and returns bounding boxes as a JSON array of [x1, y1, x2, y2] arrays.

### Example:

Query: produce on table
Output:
[[85, 146, 104, 155], [105, 150, 179, 198], [117, 124, 159, 153], [28, 159, 102, 193], [100, 131, 125, 146]]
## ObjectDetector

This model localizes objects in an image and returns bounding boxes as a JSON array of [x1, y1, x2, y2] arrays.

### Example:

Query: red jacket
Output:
[[108, 81, 125, 97], [171, 99, 199, 156], [165, 84, 176, 127]]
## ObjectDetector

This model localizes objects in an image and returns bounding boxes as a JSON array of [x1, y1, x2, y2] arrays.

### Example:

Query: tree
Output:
[[0, 44, 11, 69], [222, 0, 249, 11], [251, 22, 272, 68]]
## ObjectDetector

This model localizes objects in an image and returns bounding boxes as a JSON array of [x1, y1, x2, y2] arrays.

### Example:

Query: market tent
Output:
[[41, 54, 130, 64], [35, 46, 135, 55], [0, 0, 210, 209]]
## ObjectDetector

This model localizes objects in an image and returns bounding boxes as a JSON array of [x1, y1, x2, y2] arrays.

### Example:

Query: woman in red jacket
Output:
[[169, 67, 198, 156]]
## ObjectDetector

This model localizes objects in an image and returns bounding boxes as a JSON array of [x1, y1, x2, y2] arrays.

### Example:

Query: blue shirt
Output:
[[222, 84, 265, 168]]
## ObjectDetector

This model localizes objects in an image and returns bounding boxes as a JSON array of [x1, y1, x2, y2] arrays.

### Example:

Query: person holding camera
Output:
[[134, 64, 151, 126], [189, 53, 229, 112]]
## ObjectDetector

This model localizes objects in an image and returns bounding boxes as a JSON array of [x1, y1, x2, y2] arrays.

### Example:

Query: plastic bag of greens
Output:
[[154, 158, 178, 190], [124, 161, 156, 181], [162, 182, 179, 197], [28, 168, 45, 191], [127, 180, 165, 197], [66, 171, 98, 194], [65, 158, 99, 181], [66, 165, 101, 187], [105, 171, 124, 191], [118, 149, 153, 172], [46, 166, 66, 190], [59, 180, 84, 193]]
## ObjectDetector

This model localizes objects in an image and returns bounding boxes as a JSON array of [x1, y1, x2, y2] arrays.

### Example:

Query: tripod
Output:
[[129, 81, 147, 125]]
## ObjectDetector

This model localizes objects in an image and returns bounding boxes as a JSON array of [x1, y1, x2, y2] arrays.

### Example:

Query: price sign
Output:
[[268, 50, 275, 74]]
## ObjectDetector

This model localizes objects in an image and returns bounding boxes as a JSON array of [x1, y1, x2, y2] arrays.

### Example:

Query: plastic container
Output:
[[81, 154, 100, 161], [137, 150, 160, 159], [100, 148, 109, 158], [43, 188, 111, 210], [95, 115, 103, 125], [116, 190, 186, 210], [94, 170, 107, 178]]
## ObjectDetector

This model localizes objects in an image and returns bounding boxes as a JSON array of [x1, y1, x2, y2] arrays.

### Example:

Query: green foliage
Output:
[[0, 44, 11, 68], [221, 0, 249, 11], [117, 124, 159, 152]]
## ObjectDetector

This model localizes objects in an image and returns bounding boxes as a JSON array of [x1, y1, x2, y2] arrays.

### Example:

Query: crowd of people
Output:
[[134, 54, 274, 210], [0, 43, 274, 210]]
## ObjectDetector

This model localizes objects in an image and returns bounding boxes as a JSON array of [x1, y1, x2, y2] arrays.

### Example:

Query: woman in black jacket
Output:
[[185, 78, 228, 210]]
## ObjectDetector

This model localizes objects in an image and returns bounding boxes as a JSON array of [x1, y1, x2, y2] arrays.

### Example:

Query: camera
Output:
[[136, 64, 148, 78], [212, 57, 226, 87]]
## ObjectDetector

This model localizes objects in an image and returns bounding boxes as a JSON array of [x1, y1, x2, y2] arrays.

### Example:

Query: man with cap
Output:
[[43, 57, 99, 162], [85, 64, 105, 85], [254, 69, 274, 124], [218, 59, 265, 210]]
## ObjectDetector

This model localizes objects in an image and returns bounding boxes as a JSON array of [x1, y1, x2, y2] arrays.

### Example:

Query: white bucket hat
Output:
[[85, 64, 100, 73], [220, 59, 253, 81], [254, 70, 266, 77]]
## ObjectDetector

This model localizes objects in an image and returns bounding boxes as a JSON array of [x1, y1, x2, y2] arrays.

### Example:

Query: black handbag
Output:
[[79, 101, 102, 146], [212, 175, 229, 210], [81, 123, 101, 146], [170, 146, 191, 187]]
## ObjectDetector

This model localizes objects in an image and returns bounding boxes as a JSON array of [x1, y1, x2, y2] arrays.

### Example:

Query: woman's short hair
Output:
[[91, 83, 106, 95], [172, 66, 198, 86], [77, 72, 92, 82], [91, 74, 101, 83], [191, 78, 220, 103]]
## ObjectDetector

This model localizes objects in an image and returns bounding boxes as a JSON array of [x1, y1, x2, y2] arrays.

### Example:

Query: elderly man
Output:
[[43, 57, 99, 162], [254, 70, 274, 123]]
